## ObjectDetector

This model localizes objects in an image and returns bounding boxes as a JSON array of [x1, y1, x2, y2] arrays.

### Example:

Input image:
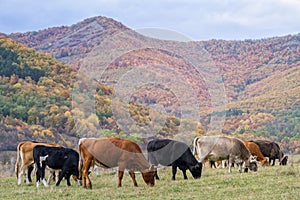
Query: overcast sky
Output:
[[0, 0, 299, 40]]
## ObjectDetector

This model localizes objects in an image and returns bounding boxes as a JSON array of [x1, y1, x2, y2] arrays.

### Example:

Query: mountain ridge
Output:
[[1, 16, 299, 153]]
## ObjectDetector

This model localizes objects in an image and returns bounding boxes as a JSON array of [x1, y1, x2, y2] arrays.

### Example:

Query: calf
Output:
[[147, 139, 202, 180], [33, 145, 79, 188]]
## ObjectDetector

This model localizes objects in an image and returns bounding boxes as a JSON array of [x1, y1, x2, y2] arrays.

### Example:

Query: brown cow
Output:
[[243, 141, 268, 166], [79, 137, 155, 189], [15, 141, 62, 185]]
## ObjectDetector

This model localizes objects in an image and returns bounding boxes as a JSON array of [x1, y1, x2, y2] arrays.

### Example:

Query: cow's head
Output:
[[141, 165, 155, 186], [189, 162, 202, 179], [245, 155, 258, 172]]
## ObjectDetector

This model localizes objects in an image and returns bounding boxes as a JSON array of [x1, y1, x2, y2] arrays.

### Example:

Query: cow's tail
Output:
[[78, 139, 83, 173], [15, 142, 24, 179], [78, 138, 87, 180]]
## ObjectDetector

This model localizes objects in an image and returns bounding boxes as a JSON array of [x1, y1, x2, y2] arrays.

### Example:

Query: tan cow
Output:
[[15, 141, 62, 185], [243, 141, 268, 166], [193, 135, 258, 173], [79, 137, 155, 189]]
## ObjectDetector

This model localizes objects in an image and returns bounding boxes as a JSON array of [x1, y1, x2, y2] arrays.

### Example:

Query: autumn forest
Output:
[[0, 16, 299, 155]]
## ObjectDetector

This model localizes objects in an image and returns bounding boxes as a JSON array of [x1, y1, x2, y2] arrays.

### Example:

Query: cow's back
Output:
[[250, 140, 280, 157], [147, 139, 191, 166], [79, 137, 148, 169]]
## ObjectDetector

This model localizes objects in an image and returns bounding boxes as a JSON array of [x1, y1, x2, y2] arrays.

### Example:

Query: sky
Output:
[[0, 0, 300, 40]]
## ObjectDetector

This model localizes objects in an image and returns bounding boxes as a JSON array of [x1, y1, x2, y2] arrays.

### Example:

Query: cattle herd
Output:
[[14, 135, 288, 189]]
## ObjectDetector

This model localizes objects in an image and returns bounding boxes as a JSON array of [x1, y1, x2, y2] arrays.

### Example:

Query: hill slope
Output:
[[2, 16, 300, 152]]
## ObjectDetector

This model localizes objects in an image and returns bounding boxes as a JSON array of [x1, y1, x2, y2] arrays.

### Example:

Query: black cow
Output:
[[147, 139, 202, 180], [250, 140, 283, 166], [33, 145, 79, 188]]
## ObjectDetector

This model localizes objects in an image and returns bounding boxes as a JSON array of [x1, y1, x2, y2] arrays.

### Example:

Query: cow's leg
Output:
[[238, 163, 242, 173], [41, 165, 48, 187], [19, 162, 32, 185], [129, 171, 138, 187], [36, 167, 41, 188], [18, 165, 26, 185], [153, 165, 159, 180], [118, 160, 127, 187], [82, 158, 93, 189], [65, 173, 71, 186], [56, 168, 67, 186], [47, 170, 54, 184], [118, 170, 124, 187], [27, 165, 34, 183], [182, 169, 188, 179], [148, 154, 159, 180], [154, 170, 159, 180], [228, 158, 233, 173], [210, 161, 216, 168], [36, 164, 47, 188], [171, 165, 177, 180]]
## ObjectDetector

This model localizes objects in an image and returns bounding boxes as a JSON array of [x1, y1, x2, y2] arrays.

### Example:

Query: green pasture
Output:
[[0, 161, 299, 200]]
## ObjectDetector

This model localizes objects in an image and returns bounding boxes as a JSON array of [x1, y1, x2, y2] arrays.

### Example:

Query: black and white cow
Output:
[[147, 139, 202, 180], [33, 145, 79, 188], [193, 135, 258, 173]]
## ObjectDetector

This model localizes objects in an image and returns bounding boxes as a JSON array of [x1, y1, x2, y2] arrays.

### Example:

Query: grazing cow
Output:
[[147, 139, 202, 180], [193, 136, 258, 173], [250, 140, 283, 166], [33, 145, 79, 188], [243, 141, 268, 166], [15, 141, 62, 185], [79, 137, 156, 189]]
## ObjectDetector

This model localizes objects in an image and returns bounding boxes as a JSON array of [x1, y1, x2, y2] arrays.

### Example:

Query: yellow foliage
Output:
[[61, 90, 70, 98], [65, 141, 72, 147], [49, 105, 59, 113], [41, 129, 54, 138], [13, 83, 22, 89], [33, 130, 39, 136], [64, 111, 72, 117], [107, 117, 114, 124]]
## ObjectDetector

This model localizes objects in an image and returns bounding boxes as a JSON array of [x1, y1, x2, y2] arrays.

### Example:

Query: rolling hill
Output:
[[1, 16, 300, 153]]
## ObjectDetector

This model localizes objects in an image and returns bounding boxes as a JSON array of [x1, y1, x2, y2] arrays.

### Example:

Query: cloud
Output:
[[0, 0, 299, 40]]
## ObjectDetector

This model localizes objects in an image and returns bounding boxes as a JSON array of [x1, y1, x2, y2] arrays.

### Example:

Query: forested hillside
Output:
[[0, 36, 189, 150], [1, 16, 300, 153]]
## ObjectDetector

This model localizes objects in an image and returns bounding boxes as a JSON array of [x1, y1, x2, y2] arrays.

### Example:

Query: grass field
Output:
[[0, 161, 299, 200]]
